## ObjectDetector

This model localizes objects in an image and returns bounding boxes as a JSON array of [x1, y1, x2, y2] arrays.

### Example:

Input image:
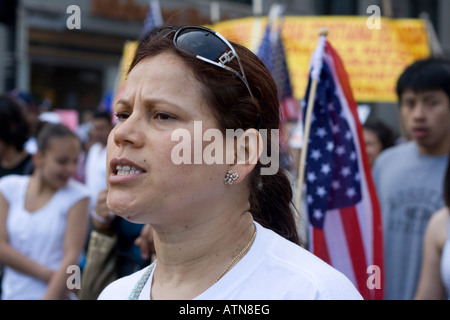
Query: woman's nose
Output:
[[112, 114, 145, 148]]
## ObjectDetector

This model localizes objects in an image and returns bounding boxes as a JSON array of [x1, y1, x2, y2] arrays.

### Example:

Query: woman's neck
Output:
[[150, 207, 255, 299], [25, 171, 58, 212]]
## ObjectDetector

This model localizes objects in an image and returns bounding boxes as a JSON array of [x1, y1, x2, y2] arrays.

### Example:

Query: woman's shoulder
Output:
[[0, 174, 28, 185], [61, 178, 90, 200], [66, 178, 89, 192], [97, 266, 149, 300], [255, 224, 363, 299], [0, 174, 28, 199], [426, 207, 450, 249]]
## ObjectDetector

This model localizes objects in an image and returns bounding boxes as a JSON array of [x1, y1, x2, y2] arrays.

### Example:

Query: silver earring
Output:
[[224, 170, 239, 185]]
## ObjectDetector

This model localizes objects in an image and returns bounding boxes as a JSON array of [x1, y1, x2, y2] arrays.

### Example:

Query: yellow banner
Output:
[[210, 16, 431, 103], [119, 40, 138, 84]]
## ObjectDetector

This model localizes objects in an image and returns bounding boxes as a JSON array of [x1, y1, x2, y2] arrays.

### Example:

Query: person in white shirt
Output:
[[0, 123, 89, 299], [85, 111, 113, 222], [98, 26, 362, 300]]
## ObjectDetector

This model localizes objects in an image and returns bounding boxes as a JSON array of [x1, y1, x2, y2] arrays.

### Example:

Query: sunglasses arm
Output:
[[195, 56, 254, 100]]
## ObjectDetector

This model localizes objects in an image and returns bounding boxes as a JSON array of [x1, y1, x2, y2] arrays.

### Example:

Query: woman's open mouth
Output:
[[109, 158, 147, 183]]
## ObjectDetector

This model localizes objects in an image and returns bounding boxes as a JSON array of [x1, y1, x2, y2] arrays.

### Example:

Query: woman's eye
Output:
[[154, 112, 175, 121], [115, 112, 130, 121]]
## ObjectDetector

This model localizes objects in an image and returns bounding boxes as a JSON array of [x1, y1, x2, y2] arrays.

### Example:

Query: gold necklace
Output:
[[215, 225, 257, 283]]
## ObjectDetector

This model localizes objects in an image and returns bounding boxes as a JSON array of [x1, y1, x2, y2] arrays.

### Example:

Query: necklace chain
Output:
[[215, 225, 257, 283], [129, 225, 257, 299]]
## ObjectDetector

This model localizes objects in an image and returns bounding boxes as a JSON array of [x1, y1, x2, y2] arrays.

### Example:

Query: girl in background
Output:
[[0, 123, 89, 299]]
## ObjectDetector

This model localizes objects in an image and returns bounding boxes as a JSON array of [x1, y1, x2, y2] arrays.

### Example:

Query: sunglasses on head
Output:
[[160, 26, 254, 100]]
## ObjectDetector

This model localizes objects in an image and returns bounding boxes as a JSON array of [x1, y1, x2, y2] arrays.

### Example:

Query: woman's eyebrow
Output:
[[142, 97, 183, 110], [116, 98, 131, 107]]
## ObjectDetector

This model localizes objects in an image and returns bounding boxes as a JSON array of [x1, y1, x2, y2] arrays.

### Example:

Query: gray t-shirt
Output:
[[372, 141, 448, 300]]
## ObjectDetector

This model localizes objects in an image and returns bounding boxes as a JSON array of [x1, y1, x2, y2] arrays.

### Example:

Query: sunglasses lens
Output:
[[175, 28, 228, 62]]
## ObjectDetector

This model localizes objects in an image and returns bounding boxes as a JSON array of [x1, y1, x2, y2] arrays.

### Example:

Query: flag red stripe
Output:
[[329, 42, 384, 299], [339, 206, 369, 297], [312, 227, 331, 265]]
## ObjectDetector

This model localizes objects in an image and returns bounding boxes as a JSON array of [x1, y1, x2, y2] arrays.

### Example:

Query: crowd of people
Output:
[[0, 93, 151, 299], [0, 25, 449, 300]]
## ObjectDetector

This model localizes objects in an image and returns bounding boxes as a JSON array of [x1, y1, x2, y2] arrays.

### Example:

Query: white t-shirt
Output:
[[85, 142, 107, 212], [0, 175, 90, 300], [98, 222, 362, 300]]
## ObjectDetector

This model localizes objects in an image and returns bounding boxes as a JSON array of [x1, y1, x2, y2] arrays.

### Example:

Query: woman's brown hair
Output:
[[129, 26, 300, 245]]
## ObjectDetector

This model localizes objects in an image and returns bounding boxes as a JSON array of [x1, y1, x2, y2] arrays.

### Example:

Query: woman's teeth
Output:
[[116, 165, 142, 175]]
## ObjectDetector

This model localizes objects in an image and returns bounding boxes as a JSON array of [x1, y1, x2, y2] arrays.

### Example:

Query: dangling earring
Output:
[[224, 170, 239, 185]]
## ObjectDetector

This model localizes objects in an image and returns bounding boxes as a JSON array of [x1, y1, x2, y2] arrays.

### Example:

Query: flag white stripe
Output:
[[323, 50, 374, 268], [323, 209, 357, 285]]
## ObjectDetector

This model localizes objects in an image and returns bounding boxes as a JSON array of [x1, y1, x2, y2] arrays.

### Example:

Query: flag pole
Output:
[[250, 0, 263, 52], [295, 27, 329, 213]]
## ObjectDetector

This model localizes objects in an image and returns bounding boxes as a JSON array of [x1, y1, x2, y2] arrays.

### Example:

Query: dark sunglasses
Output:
[[156, 26, 262, 129], [161, 26, 254, 100]]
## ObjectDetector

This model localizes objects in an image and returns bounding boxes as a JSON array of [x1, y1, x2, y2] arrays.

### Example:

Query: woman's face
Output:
[[107, 52, 229, 226], [363, 128, 383, 167]]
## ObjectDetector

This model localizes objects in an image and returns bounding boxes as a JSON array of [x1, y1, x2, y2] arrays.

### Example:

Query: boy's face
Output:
[[400, 89, 450, 156], [91, 118, 112, 146]]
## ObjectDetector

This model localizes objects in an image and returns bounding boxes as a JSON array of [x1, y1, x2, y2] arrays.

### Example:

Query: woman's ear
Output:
[[32, 151, 43, 168], [230, 128, 263, 183]]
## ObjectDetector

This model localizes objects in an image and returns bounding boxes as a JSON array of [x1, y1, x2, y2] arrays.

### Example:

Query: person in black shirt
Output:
[[0, 94, 34, 178]]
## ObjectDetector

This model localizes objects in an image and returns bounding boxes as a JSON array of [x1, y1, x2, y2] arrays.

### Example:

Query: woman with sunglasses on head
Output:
[[98, 26, 362, 300]]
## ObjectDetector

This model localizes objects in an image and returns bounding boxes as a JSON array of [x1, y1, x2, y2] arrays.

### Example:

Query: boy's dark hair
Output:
[[93, 110, 112, 123], [396, 57, 450, 102], [0, 94, 31, 151]]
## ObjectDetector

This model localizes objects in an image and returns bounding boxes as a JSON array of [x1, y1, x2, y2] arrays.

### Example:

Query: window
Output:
[[315, 0, 358, 15]]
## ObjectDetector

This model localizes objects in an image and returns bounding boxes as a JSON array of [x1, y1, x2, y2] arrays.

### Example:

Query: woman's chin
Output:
[[108, 199, 152, 225], [107, 192, 136, 217]]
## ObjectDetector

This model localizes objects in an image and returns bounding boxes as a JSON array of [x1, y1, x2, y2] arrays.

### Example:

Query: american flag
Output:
[[303, 38, 384, 300], [304, 61, 362, 229], [257, 25, 299, 122], [140, 0, 164, 40]]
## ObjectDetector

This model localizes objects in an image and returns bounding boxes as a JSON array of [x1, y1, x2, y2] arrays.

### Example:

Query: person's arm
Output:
[[0, 193, 54, 283], [414, 208, 447, 300], [91, 189, 115, 231], [134, 224, 155, 261], [42, 197, 89, 300]]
